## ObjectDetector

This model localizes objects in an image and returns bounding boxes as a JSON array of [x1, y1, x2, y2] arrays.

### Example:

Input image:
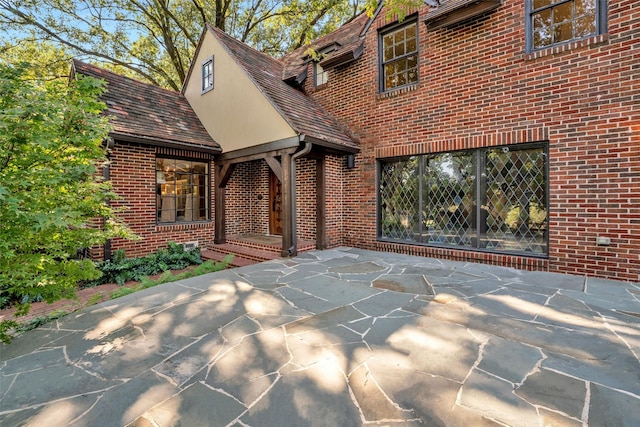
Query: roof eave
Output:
[[110, 131, 222, 154], [319, 42, 364, 69], [304, 135, 359, 154], [424, 0, 502, 30]]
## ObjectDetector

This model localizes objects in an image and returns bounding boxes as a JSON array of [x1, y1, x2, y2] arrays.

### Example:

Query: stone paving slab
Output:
[[1, 247, 639, 426]]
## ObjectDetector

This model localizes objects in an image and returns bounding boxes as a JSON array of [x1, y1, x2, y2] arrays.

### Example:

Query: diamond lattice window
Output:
[[379, 144, 548, 256]]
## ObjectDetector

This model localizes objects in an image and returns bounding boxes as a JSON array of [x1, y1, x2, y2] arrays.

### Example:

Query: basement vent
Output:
[[183, 241, 199, 251]]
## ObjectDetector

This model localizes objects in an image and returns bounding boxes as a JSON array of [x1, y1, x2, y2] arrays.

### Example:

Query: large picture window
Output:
[[527, 0, 606, 51], [379, 18, 418, 92], [156, 157, 209, 223], [378, 144, 548, 256]]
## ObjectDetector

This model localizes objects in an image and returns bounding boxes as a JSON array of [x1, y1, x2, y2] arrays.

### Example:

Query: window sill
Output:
[[377, 83, 419, 100], [310, 82, 329, 93], [525, 33, 609, 60], [376, 237, 549, 260], [156, 221, 213, 231]]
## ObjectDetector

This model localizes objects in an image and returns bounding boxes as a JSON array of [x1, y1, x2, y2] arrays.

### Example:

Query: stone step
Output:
[[200, 248, 260, 268], [208, 242, 282, 263]]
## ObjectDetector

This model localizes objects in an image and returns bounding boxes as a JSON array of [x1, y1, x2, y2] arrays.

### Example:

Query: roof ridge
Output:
[[72, 59, 182, 97], [205, 24, 284, 67]]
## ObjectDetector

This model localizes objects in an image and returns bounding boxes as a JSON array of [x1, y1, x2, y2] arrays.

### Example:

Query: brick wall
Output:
[[105, 142, 216, 258], [297, 157, 317, 241], [226, 161, 254, 235], [307, 0, 640, 281], [326, 154, 347, 248], [223, 157, 320, 242]]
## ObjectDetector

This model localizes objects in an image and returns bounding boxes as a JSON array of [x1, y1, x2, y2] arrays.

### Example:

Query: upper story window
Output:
[[527, 0, 607, 51], [156, 157, 210, 223], [314, 62, 329, 86], [202, 56, 214, 93], [379, 18, 418, 92]]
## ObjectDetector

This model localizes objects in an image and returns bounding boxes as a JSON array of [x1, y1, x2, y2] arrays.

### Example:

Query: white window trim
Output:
[[201, 55, 214, 94]]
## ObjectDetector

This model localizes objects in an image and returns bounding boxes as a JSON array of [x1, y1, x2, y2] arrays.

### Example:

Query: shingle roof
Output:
[[281, 13, 369, 83], [71, 59, 220, 152], [208, 25, 358, 152], [424, 0, 502, 24]]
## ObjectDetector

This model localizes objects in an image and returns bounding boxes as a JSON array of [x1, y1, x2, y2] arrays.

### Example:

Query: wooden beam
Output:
[[281, 151, 296, 257], [217, 162, 235, 188], [214, 162, 235, 244], [217, 137, 299, 162], [264, 155, 282, 182]]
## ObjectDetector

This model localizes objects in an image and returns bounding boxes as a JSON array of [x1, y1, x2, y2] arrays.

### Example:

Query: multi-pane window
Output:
[[378, 144, 548, 256], [380, 19, 418, 92], [528, 0, 606, 51], [314, 62, 329, 86], [202, 57, 214, 93], [156, 158, 209, 223]]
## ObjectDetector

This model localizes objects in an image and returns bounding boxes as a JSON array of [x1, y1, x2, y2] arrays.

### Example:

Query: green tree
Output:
[[0, 63, 131, 340], [0, 0, 365, 90]]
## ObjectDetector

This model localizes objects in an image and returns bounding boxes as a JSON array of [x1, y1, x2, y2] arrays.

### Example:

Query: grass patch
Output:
[[110, 256, 233, 300], [1, 253, 234, 344], [1, 310, 69, 344]]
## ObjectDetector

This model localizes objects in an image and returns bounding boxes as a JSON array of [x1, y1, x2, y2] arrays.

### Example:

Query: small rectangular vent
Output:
[[183, 241, 199, 251]]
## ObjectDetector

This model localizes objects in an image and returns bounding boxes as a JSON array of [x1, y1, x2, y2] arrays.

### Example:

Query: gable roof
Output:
[[71, 59, 220, 153], [281, 12, 369, 83], [206, 24, 358, 152]]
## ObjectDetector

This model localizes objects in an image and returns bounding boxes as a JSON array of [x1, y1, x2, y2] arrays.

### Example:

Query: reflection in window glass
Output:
[[156, 158, 209, 223], [202, 57, 214, 92], [379, 19, 419, 91], [530, 0, 601, 50], [379, 145, 548, 256], [314, 62, 328, 86]]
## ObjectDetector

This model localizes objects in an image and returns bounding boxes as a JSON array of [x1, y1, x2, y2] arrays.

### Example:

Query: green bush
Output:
[[84, 242, 204, 287]]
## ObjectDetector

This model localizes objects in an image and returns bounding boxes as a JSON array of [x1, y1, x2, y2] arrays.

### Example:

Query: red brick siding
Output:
[[252, 160, 271, 235], [226, 161, 254, 235], [326, 154, 347, 248], [223, 157, 319, 241], [297, 157, 317, 241], [105, 142, 215, 258], [307, 0, 640, 281]]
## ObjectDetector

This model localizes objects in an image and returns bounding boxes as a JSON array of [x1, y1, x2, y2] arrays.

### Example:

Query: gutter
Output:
[[109, 132, 222, 155]]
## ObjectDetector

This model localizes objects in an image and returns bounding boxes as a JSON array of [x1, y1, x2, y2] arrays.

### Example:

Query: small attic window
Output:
[[314, 62, 329, 86], [202, 56, 214, 93]]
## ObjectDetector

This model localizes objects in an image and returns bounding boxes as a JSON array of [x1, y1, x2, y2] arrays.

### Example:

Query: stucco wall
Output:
[[183, 30, 297, 153]]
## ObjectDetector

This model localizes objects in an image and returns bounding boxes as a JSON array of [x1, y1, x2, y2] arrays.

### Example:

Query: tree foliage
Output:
[[0, 63, 131, 318], [0, 0, 367, 90]]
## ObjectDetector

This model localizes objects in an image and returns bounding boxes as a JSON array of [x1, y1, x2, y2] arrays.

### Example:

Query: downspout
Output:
[[287, 140, 312, 256]]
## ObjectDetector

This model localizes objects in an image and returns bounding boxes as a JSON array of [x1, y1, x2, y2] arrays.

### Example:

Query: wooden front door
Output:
[[269, 170, 283, 235]]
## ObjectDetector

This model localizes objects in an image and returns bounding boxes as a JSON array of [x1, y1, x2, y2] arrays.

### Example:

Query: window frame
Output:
[[156, 156, 211, 224], [376, 142, 550, 258], [201, 56, 214, 93], [378, 16, 419, 93], [314, 62, 329, 87], [525, 0, 607, 53]]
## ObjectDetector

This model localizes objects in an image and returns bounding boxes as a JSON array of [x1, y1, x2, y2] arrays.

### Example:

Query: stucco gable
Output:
[[183, 24, 358, 154]]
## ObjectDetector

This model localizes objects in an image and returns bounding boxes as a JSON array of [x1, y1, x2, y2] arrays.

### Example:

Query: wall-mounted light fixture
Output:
[[347, 154, 355, 169]]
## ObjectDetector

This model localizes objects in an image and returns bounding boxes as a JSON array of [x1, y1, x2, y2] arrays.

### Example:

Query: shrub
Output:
[[84, 242, 204, 287]]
